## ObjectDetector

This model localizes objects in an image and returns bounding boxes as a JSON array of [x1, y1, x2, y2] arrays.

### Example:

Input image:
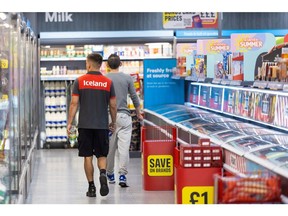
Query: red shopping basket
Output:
[[214, 172, 282, 204], [141, 126, 176, 191]]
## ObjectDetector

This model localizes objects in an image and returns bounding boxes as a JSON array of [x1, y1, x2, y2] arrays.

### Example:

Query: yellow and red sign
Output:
[[182, 186, 214, 204], [147, 155, 173, 176]]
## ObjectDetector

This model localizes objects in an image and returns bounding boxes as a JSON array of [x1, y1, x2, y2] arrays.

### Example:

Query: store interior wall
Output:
[[222, 12, 288, 29], [22, 12, 288, 34]]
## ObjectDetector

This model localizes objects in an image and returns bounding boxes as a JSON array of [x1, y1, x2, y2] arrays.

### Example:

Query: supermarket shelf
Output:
[[40, 74, 82, 81], [185, 101, 288, 133], [41, 57, 86, 61], [171, 75, 187, 80], [41, 56, 172, 62]]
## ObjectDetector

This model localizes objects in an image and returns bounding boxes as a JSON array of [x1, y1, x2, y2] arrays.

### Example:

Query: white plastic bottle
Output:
[[62, 112, 67, 126], [55, 96, 61, 110], [60, 96, 66, 110], [46, 127, 52, 142], [45, 112, 50, 126], [55, 81, 60, 96], [55, 127, 62, 142], [50, 127, 57, 142], [61, 127, 67, 142]]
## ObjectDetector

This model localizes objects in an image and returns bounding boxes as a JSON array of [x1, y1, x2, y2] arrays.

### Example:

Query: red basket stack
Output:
[[174, 138, 223, 204], [179, 138, 223, 169]]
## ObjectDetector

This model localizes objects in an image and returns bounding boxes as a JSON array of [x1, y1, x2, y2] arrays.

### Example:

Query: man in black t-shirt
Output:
[[67, 53, 117, 197]]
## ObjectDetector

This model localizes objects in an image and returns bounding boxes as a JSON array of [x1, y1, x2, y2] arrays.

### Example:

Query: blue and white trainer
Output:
[[119, 175, 128, 187], [107, 173, 116, 184]]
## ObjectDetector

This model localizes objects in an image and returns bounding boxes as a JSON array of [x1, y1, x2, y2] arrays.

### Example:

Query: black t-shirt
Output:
[[72, 71, 116, 129]]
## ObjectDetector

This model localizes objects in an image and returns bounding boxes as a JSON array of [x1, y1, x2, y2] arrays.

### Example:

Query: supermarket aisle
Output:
[[26, 149, 174, 204]]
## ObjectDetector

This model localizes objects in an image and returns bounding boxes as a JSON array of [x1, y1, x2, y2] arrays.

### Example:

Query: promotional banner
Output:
[[197, 39, 231, 79], [163, 12, 218, 29], [231, 33, 275, 81], [143, 59, 184, 108], [197, 39, 231, 55], [176, 43, 197, 76]]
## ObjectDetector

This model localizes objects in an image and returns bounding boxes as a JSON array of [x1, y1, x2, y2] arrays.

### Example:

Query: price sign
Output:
[[147, 155, 173, 176], [182, 186, 214, 204], [1, 59, 8, 69]]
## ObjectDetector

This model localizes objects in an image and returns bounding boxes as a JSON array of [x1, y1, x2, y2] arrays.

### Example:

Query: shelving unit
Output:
[[0, 13, 39, 204]]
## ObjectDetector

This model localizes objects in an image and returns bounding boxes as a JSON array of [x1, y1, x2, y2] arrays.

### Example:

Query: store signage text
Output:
[[210, 43, 230, 52], [146, 67, 173, 79], [239, 38, 263, 48], [45, 12, 73, 23], [148, 155, 173, 176]]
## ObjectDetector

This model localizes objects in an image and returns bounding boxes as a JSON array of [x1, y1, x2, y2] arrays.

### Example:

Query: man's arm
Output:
[[67, 95, 79, 133], [128, 76, 143, 121], [109, 97, 117, 132]]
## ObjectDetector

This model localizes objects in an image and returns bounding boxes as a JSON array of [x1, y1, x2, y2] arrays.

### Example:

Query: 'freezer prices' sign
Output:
[[148, 155, 173, 176], [163, 12, 218, 29]]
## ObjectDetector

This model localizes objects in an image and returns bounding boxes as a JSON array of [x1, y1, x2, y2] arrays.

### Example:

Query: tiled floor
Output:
[[26, 149, 174, 204]]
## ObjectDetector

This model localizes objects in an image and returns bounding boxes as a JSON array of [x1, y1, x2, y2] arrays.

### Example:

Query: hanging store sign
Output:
[[163, 12, 218, 29], [45, 12, 73, 23]]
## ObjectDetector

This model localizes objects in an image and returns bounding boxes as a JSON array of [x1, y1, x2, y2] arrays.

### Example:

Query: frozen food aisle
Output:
[[25, 149, 174, 204]]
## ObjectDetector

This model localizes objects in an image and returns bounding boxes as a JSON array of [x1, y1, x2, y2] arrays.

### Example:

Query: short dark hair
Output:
[[87, 53, 103, 67], [107, 54, 121, 69]]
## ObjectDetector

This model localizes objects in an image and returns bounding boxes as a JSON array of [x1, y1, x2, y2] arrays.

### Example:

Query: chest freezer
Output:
[[210, 129, 247, 143], [179, 117, 215, 129], [249, 145, 288, 166], [226, 136, 274, 153], [255, 134, 288, 145]]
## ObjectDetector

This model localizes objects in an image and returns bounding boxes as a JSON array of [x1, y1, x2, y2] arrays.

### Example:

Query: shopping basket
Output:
[[214, 172, 282, 204]]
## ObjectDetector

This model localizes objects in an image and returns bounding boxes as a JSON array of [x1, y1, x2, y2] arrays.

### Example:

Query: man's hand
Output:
[[67, 124, 72, 135], [137, 113, 144, 122], [109, 122, 116, 133]]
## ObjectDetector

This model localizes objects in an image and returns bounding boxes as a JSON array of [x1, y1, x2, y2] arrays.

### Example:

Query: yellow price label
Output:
[[182, 186, 214, 204], [141, 153, 144, 176], [147, 155, 173, 176], [1, 59, 8, 69]]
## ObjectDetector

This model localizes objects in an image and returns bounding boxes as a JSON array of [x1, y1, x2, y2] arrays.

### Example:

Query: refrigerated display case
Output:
[[0, 13, 39, 204]]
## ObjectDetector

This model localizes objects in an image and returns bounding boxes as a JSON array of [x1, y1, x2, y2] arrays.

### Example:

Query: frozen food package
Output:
[[223, 88, 235, 114], [274, 95, 288, 128], [209, 87, 223, 111], [199, 85, 210, 107]]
